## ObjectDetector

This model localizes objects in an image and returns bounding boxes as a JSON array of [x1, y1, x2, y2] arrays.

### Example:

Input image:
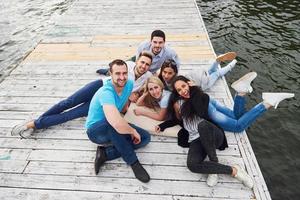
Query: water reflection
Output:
[[197, 0, 300, 199]]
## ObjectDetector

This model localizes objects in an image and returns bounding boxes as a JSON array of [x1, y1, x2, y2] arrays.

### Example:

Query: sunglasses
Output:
[[164, 59, 177, 67]]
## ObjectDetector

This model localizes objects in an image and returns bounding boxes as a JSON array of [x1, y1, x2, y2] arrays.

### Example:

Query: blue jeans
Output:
[[208, 95, 267, 132], [34, 80, 103, 129], [205, 61, 234, 90], [87, 120, 151, 165]]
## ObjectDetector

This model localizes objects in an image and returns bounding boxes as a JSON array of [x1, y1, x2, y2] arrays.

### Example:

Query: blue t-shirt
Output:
[[85, 79, 133, 128]]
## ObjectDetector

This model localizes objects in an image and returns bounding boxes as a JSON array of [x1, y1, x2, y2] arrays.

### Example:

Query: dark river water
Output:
[[0, 0, 299, 199], [197, 0, 300, 199]]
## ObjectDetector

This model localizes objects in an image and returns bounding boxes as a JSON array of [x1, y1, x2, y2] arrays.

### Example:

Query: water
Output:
[[196, 0, 300, 199], [0, 0, 74, 76], [0, 0, 299, 199]]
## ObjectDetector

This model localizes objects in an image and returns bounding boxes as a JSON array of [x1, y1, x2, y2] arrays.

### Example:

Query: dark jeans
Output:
[[87, 120, 151, 165], [34, 80, 103, 129], [187, 120, 232, 174]]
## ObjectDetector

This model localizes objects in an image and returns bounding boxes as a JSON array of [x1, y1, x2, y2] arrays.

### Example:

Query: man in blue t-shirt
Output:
[[86, 59, 151, 183]]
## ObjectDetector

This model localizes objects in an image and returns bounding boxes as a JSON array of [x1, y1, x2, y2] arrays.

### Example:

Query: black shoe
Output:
[[94, 146, 106, 175], [131, 160, 150, 183], [96, 68, 109, 76]]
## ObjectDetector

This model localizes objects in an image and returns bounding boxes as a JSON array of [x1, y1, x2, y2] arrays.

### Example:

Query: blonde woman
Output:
[[133, 76, 170, 121]]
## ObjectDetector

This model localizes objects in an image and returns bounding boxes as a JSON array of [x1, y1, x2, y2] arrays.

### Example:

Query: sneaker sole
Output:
[[216, 52, 237, 62]]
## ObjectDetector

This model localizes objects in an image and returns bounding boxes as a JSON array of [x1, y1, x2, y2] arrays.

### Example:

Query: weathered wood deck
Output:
[[0, 0, 271, 199]]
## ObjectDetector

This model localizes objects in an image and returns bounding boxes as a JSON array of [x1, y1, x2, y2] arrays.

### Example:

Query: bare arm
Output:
[[134, 107, 167, 121], [103, 105, 141, 143], [103, 105, 135, 134], [174, 102, 181, 120]]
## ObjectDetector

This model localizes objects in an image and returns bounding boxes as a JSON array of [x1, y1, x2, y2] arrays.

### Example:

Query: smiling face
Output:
[[111, 64, 128, 88], [162, 67, 176, 83], [150, 36, 165, 55], [174, 80, 190, 99], [135, 55, 152, 77], [148, 82, 163, 99]]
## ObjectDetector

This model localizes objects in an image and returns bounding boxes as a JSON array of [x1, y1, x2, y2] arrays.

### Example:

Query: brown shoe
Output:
[[216, 52, 237, 62]]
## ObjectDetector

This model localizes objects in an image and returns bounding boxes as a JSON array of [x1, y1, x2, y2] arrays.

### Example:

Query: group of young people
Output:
[[11, 30, 294, 187]]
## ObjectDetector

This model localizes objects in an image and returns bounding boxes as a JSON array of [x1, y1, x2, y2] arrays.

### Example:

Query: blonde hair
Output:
[[142, 76, 164, 110]]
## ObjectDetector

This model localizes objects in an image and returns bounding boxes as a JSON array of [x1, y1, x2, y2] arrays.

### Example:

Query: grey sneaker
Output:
[[207, 174, 218, 187], [233, 165, 254, 189], [11, 121, 35, 139]]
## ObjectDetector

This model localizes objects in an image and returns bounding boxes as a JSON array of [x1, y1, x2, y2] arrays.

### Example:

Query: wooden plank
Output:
[[26, 149, 242, 167], [0, 187, 173, 200], [0, 0, 271, 198], [0, 149, 31, 173], [0, 138, 240, 155], [24, 161, 243, 183], [0, 173, 254, 199]]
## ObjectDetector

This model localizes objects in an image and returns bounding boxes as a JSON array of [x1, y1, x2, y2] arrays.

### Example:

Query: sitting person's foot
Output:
[[96, 68, 109, 76], [231, 72, 257, 93], [131, 160, 150, 183], [216, 52, 237, 62], [262, 92, 295, 109], [207, 174, 218, 187], [11, 120, 35, 139], [233, 165, 254, 189], [225, 59, 237, 70], [94, 146, 107, 175]]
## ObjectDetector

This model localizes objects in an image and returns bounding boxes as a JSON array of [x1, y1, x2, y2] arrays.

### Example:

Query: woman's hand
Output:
[[154, 125, 161, 133], [129, 92, 140, 103], [133, 108, 143, 116], [188, 80, 196, 86]]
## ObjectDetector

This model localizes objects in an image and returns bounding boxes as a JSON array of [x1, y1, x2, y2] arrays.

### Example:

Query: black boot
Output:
[[94, 146, 107, 175], [131, 160, 150, 183]]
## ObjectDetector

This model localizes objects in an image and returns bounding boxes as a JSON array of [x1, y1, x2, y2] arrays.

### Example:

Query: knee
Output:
[[198, 120, 214, 133], [187, 159, 196, 172], [58, 98, 73, 108], [141, 131, 151, 146], [187, 158, 202, 173], [235, 121, 246, 133]]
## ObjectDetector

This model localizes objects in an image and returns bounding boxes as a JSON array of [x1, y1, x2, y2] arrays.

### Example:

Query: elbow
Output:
[[156, 115, 165, 121]]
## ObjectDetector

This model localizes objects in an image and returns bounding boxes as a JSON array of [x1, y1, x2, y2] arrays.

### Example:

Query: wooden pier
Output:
[[0, 0, 272, 199]]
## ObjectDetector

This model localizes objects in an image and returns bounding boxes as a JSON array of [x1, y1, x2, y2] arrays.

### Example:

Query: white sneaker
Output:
[[231, 72, 257, 93], [11, 120, 35, 139], [207, 174, 218, 187], [262, 92, 295, 109], [233, 165, 254, 189], [226, 59, 237, 70]]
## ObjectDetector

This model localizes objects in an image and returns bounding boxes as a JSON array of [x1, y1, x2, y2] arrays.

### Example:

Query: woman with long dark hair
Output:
[[171, 74, 294, 132], [158, 52, 237, 91], [157, 74, 294, 187]]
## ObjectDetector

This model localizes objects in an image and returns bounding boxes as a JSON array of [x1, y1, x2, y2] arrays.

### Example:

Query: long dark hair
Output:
[[167, 75, 210, 122], [158, 59, 178, 90]]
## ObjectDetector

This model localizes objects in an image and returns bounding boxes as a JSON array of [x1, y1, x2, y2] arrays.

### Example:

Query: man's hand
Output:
[[131, 129, 141, 144]]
